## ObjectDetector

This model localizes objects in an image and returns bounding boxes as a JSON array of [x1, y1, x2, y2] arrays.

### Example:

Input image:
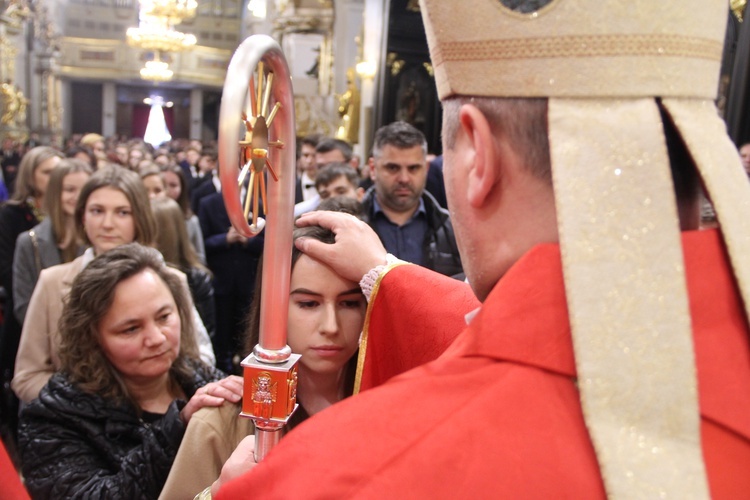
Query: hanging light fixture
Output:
[[126, 0, 198, 81], [140, 54, 174, 81], [127, 19, 197, 53], [127, 6, 197, 55], [247, 0, 267, 19], [139, 0, 198, 25]]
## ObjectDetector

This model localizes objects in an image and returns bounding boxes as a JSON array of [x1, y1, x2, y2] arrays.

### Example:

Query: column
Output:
[[102, 82, 116, 137], [190, 88, 203, 140], [60, 79, 72, 140]]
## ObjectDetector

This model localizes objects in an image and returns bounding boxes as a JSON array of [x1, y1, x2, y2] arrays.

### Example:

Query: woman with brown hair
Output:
[[13, 159, 93, 324], [18, 243, 242, 499], [0, 146, 62, 382], [162, 165, 205, 264], [151, 196, 215, 340], [12, 165, 215, 403]]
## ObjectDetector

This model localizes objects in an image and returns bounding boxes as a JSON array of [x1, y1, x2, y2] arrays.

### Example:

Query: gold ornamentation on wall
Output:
[[731, 0, 746, 22], [2, 0, 62, 143], [0, 35, 17, 83], [48, 73, 61, 130], [1, 0, 32, 30], [293, 95, 335, 138], [387, 52, 405, 76], [335, 68, 360, 144], [1, 82, 28, 128]]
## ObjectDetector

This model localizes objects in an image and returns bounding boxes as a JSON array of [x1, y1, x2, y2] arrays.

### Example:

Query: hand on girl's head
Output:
[[180, 375, 244, 425]]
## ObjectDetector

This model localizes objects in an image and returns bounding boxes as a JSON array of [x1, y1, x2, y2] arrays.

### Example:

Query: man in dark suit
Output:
[[191, 173, 218, 215], [294, 135, 322, 203], [189, 150, 220, 214], [179, 147, 203, 189]]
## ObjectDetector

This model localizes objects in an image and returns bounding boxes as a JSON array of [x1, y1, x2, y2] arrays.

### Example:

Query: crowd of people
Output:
[[2, 0, 750, 497], [0, 117, 464, 497]]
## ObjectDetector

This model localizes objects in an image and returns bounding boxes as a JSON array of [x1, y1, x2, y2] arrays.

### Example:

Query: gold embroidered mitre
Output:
[[420, 0, 724, 99]]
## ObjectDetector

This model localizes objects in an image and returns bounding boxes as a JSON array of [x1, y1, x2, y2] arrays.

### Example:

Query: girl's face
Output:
[[83, 187, 136, 255], [33, 156, 61, 198], [61, 171, 91, 217], [162, 171, 181, 201], [143, 174, 166, 200], [129, 150, 144, 169], [287, 254, 365, 376]]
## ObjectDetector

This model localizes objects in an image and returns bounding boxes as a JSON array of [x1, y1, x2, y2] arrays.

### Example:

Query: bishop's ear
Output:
[[459, 104, 498, 209]]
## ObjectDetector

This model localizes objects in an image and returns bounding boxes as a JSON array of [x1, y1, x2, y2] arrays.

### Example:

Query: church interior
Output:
[[0, 0, 451, 159], [3, 1, 750, 496]]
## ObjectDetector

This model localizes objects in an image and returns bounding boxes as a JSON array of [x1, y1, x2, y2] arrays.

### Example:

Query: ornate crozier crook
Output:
[[218, 34, 298, 462]]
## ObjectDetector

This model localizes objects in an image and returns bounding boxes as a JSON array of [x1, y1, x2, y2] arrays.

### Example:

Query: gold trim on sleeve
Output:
[[353, 262, 409, 395]]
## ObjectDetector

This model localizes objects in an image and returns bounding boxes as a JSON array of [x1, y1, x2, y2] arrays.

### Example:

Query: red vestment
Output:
[[0, 440, 29, 500], [218, 229, 750, 499]]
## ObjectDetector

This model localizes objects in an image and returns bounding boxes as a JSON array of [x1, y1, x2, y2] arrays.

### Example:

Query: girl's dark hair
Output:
[[58, 243, 199, 405]]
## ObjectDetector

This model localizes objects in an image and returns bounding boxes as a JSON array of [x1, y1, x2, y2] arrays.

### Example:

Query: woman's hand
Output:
[[211, 435, 257, 496], [180, 375, 243, 425]]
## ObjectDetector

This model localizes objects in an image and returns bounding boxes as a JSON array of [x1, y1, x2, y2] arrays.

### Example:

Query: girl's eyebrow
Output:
[[290, 288, 362, 296]]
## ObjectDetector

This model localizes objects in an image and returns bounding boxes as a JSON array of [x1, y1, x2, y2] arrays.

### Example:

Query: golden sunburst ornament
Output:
[[238, 61, 285, 232]]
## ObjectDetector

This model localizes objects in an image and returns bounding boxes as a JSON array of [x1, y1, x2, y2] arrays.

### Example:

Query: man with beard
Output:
[[362, 121, 462, 277]]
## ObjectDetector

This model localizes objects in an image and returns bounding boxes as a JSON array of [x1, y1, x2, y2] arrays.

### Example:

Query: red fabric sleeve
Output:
[[355, 264, 479, 392]]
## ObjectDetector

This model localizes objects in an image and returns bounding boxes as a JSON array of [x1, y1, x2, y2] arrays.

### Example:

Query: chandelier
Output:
[[139, 0, 197, 25], [127, 19, 197, 53], [140, 55, 174, 81], [126, 0, 198, 81]]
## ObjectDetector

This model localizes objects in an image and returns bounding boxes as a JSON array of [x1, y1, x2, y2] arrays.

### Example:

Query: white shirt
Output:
[[212, 172, 221, 193], [299, 172, 317, 201]]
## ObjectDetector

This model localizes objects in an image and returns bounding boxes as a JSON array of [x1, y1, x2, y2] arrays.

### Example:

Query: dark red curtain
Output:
[[165, 107, 175, 134], [131, 104, 175, 139]]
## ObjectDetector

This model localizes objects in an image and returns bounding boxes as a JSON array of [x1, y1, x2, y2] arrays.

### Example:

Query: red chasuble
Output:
[[0, 440, 29, 500], [218, 229, 750, 499]]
